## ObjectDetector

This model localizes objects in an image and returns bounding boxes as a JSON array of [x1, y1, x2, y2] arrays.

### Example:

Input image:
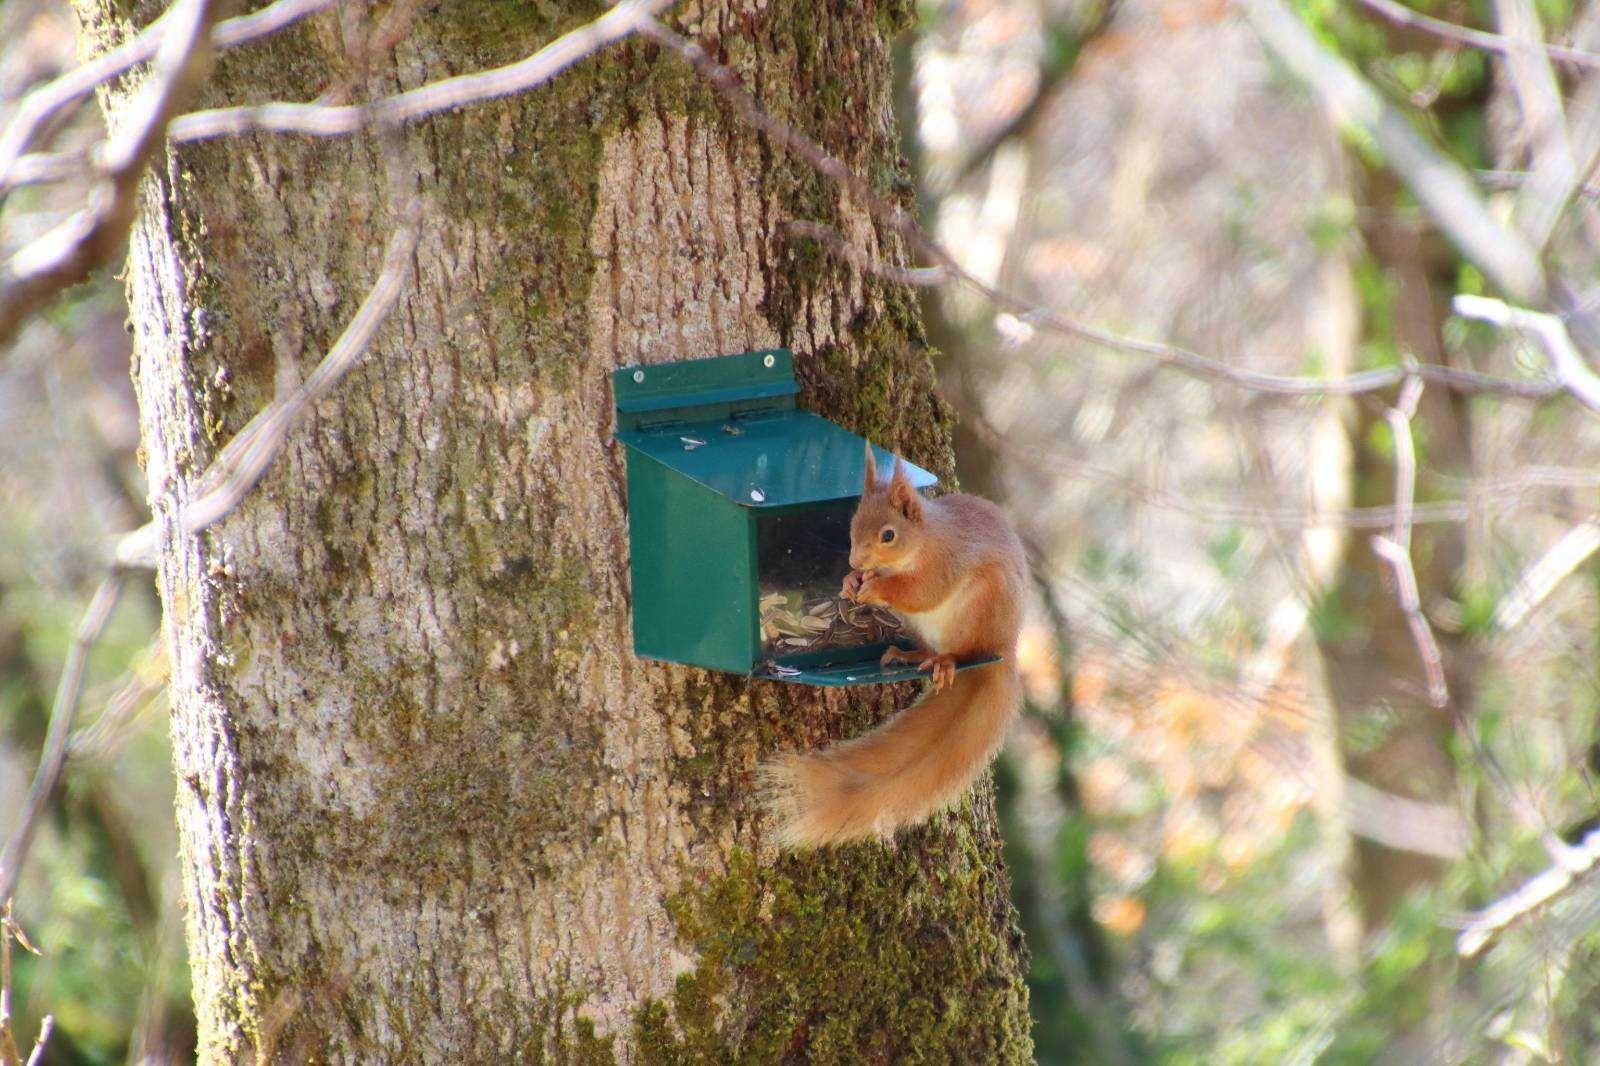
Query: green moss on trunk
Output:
[[639, 845, 1031, 1063]]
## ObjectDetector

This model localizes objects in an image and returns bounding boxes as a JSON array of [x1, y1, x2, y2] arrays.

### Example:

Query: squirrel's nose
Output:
[[848, 547, 863, 570]]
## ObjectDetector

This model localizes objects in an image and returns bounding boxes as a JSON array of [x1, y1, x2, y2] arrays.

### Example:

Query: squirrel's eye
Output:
[[880, 528, 896, 544]]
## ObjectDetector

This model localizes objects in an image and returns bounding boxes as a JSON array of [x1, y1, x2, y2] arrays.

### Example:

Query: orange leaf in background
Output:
[[1093, 895, 1147, 937], [1079, 756, 1137, 815], [1218, 832, 1258, 873], [1072, 661, 1109, 709], [1025, 237, 1110, 282], [1160, 0, 1230, 31], [1016, 621, 1061, 705], [1088, 831, 1155, 888], [1162, 807, 1217, 865]]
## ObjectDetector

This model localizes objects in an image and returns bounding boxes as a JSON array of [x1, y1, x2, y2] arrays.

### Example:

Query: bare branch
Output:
[[1, 0, 663, 349], [1458, 826, 1600, 957], [1492, 0, 1578, 248], [649, 22, 1565, 403], [0, 901, 43, 1066], [785, 221, 949, 286], [0, 577, 126, 906], [790, 218, 1559, 400], [0, 206, 414, 902], [950, 384, 1599, 532], [1477, 168, 1600, 200], [67, 657, 167, 762], [178, 205, 421, 536], [114, 522, 159, 571], [1, 148, 91, 192], [1343, 776, 1471, 859], [0, 0, 333, 193], [1454, 294, 1600, 415], [1243, 0, 1548, 305], [0, 0, 218, 348], [24, 1016, 51, 1066], [1370, 376, 1450, 708], [1355, 0, 1600, 71], [165, 0, 676, 143], [1492, 519, 1600, 632]]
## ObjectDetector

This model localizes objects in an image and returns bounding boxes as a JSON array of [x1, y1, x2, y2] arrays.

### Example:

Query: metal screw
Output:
[[632, 369, 645, 383], [750, 489, 766, 502], [763, 354, 775, 368]]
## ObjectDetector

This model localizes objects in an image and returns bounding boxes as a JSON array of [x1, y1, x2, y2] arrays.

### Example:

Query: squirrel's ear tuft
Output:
[[888, 457, 923, 522], [863, 441, 879, 494]]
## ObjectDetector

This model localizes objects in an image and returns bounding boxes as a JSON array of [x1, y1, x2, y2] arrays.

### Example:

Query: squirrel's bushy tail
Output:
[[760, 662, 1020, 848]]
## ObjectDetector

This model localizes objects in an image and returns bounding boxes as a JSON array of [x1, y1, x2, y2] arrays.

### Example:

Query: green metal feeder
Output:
[[613, 349, 997, 687]]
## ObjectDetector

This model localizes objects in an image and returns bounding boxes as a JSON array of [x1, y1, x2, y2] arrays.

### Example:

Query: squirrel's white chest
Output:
[[899, 577, 973, 652]]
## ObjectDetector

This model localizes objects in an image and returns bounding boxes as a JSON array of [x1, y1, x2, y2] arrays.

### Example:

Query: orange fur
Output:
[[760, 447, 1027, 847], [761, 663, 1020, 847]]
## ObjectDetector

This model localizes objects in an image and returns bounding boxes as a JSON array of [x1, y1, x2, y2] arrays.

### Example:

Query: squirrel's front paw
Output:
[[842, 568, 878, 602], [880, 645, 927, 667], [841, 569, 865, 600], [852, 570, 888, 606]]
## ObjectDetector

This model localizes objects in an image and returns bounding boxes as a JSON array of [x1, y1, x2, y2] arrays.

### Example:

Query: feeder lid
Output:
[[614, 349, 937, 509]]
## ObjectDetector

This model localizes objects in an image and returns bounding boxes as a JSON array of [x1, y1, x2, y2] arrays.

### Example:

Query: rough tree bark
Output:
[[73, 0, 1033, 1060]]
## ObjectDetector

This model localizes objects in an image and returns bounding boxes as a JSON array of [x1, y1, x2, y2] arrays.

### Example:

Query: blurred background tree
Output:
[[8, 0, 1600, 1061]]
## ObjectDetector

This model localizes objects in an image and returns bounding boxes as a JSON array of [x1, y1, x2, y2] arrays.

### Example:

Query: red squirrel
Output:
[[761, 444, 1027, 847]]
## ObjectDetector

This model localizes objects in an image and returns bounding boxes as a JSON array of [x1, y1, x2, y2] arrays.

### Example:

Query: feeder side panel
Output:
[[626, 453, 757, 674]]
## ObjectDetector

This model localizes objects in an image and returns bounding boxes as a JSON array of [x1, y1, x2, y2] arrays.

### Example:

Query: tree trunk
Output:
[[76, 0, 1033, 1060], [1320, 169, 1471, 927]]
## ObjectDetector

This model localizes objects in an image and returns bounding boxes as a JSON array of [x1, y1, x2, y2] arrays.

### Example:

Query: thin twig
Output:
[[1492, 0, 1578, 249], [0, 0, 218, 348], [1477, 168, 1600, 200], [1369, 375, 1450, 708], [1, 0, 663, 348], [794, 217, 1560, 400], [1492, 519, 1600, 632], [0, 902, 44, 1066], [67, 657, 168, 762], [1355, 0, 1600, 71], [951, 383, 1596, 532], [1454, 294, 1600, 415], [0, 206, 397, 899], [23, 1016, 51, 1066], [785, 221, 949, 286], [0, 149, 91, 192], [0, 577, 125, 906], [1458, 826, 1600, 957], [113, 203, 421, 556], [165, 0, 676, 143], [0, 0, 331, 193], [648, 20, 1563, 402]]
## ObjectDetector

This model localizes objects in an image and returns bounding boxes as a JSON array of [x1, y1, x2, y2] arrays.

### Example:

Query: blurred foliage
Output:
[[1, 2, 192, 1059], [913, 0, 1600, 1062]]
